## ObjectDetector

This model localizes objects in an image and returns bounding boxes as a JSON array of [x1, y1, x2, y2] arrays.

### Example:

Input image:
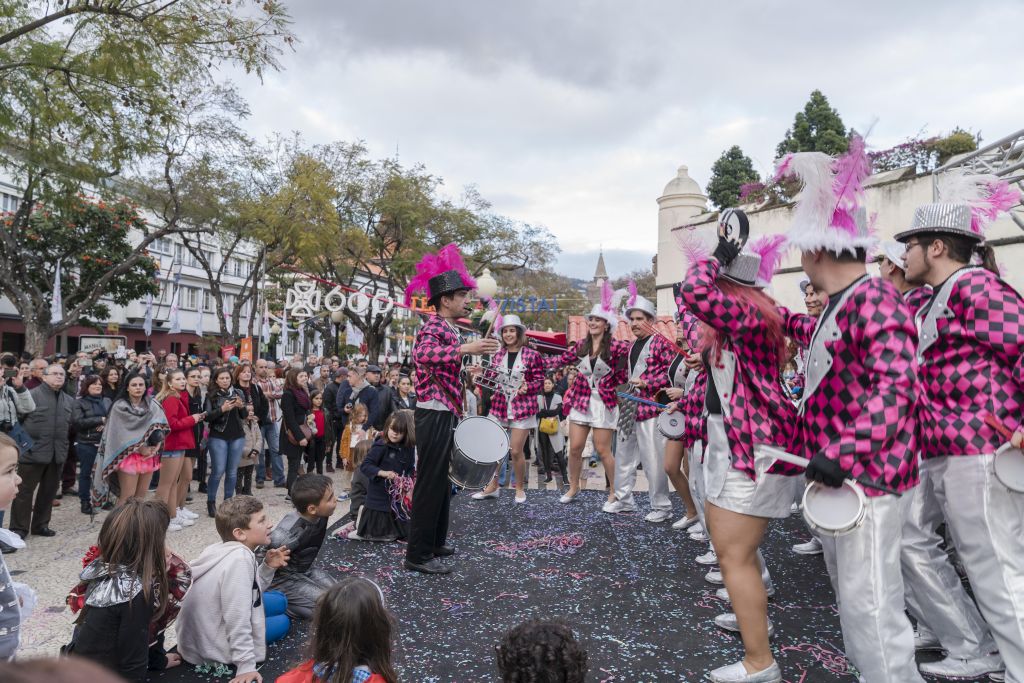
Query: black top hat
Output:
[[428, 270, 470, 302]]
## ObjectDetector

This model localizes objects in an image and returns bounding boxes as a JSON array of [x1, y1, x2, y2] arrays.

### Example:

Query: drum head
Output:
[[454, 416, 509, 465], [995, 445, 1024, 493], [658, 412, 686, 438], [803, 482, 864, 535]]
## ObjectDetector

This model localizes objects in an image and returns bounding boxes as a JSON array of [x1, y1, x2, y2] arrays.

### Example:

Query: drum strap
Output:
[[428, 373, 463, 420]]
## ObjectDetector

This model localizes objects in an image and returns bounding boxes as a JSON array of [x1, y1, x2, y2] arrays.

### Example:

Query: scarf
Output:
[[291, 386, 311, 411], [92, 397, 168, 506]]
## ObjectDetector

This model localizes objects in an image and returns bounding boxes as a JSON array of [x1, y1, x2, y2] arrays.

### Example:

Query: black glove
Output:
[[712, 239, 741, 266], [804, 452, 848, 488]]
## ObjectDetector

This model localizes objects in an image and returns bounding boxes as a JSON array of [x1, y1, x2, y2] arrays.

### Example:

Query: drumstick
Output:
[[615, 391, 668, 410], [984, 413, 1015, 441], [639, 320, 689, 356], [760, 446, 903, 497]]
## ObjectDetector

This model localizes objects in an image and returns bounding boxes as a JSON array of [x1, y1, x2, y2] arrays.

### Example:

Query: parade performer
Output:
[[676, 209, 797, 683], [608, 290, 674, 522], [403, 244, 499, 575], [544, 283, 629, 508], [473, 314, 545, 504], [896, 170, 1022, 681], [877, 241, 933, 314], [661, 310, 701, 531], [776, 136, 925, 683]]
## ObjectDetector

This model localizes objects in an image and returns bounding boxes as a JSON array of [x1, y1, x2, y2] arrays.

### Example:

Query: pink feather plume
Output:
[[772, 154, 794, 183], [627, 280, 638, 307], [403, 242, 477, 306], [747, 234, 788, 284], [830, 134, 871, 236], [601, 279, 614, 311], [974, 179, 1021, 234], [673, 229, 711, 267], [487, 297, 503, 333]]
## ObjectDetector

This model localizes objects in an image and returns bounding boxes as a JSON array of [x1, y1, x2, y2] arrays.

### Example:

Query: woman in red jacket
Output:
[[156, 370, 205, 532]]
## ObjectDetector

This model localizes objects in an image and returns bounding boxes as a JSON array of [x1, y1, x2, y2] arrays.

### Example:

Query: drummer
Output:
[[544, 283, 630, 508], [661, 309, 701, 532], [897, 176, 1021, 681], [676, 209, 799, 683], [402, 243, 500, 575], [472, 314, 545, 504], [776, 141, 923, 683]]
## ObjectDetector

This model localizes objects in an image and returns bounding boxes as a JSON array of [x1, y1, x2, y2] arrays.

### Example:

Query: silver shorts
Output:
[[568, 387, 619, 430], [704, 415, 794, 519], [495, 415, 538, 430]]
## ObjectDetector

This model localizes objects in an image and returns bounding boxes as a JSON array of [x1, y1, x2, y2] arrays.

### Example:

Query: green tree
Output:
[[0, 194, 158, 353], [776, 90, 849, 158], [610, 268, 656, 300], [930, 128, 979, 166], [706, 146, 759, 208]]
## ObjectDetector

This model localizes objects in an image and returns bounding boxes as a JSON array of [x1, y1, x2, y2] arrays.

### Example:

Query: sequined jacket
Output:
[[545, 340, 630, 416], [916, 267, 1024, 459], [626, 334, 675, 422], [487, 346, 545, 421], [782, 276, 920, 496], [677, 259, 796, 480], [412, 315, 464, 415]]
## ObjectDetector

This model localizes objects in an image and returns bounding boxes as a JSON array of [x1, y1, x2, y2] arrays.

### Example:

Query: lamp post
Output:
[[330, 310, 345, 357], [269, 322, 281, 360]]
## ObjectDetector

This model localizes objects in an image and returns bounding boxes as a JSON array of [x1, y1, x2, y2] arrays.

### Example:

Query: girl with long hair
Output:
[[155, 370, 204, 531], [72, 376, 110, 515], [278, 578, 397, 683], [203, 367, 247, 517], [280, 368, 312, 490]]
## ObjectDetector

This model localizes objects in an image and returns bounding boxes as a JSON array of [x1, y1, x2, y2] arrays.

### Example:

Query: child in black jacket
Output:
[[355, 412, 415, 542]]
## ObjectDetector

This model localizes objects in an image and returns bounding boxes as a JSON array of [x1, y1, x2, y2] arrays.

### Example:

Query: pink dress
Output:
[[117, 451, 161, 474]]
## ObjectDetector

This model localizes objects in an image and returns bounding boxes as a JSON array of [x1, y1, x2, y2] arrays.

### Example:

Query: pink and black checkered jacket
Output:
[[487, 346, 545, 421], [545, 340, 630, 417], [916, 267, 1024, 459], [782, 276, 920, 496], [682, 369, 708, 449], [627, 334, 675, 422], [903, 285, 932, 317], [677, 259, 797, 481], [412, 315, 464, 415]]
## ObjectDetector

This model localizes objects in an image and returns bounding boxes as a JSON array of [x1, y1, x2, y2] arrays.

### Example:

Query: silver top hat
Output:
[[894, 203, 976, 243], [586, 303, 618, 328], [624, 294, 657, 319], [500, 314, 525, 331], [721, 252, 761, 287]]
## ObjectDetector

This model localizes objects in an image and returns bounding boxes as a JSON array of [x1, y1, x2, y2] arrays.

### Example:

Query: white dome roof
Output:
[[661, 165, 703, 198]]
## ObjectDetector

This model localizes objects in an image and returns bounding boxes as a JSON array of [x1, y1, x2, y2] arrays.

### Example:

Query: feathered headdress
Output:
[[403, 243, 477, 306], [627, 280, 638, 308], [587, 279, 627, 328], [895, 169, 1021, 243], [747, 234, 789, 286], [774, 133, 876, 255]]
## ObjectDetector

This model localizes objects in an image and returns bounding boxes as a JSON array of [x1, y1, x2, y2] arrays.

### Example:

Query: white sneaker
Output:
[[177, 507, 199, 520], [709, 660, 781, 683], [687, 521, 704, 535], [989, 672, 1005, 682], [919, 654, 1004, 679], [471, 489, 499, 500], [644, 509, 672, 523], [705, 569, 724, 585], [690, 530, 710, 542], [714, 612, 775, 639], [603, 500, 635, 514], [715, 584, 775, 602], [514, 492, 527, 504], [672, 515, 700, 530], [696, 550, 719, 565], [790, 501, 800, 514], [913, 628, 942, 651], [559, 492, 577, 504], [792, 537, 823, 555], [173, 513, 194, 527], [168, 520, 183, 532]]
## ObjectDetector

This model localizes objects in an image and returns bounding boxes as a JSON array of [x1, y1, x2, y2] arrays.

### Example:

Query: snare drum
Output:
[[994, 443, 1024, 493], [801, 480, 867, 536], [657, 411, 686, 440], [449, 415, 509, 489]]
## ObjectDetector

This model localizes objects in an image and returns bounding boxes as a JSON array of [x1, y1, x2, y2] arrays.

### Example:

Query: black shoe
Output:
[[207, 501, 216, 518], [255, 481, 265, 489], [55, 492, 63, 500], [432, 545, 456, 557], [544, 475, 554, 483], [185, 492, 193, 502], [0, 541, 16, 554], [403, 558, 453, 575], [197, 482, 208, 494], [80, 501, 93, 515], [32, 527, 57, 537], [63, 487, 78, 496]]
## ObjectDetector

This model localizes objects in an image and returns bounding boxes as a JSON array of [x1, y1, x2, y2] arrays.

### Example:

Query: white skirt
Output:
[[704, 415, 793, 519], [568, 386, 619, 430]]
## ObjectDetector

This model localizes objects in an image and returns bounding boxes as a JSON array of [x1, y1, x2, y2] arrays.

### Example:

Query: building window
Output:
[[181, 286, 199, 310], [149, 237, 173, 254], [202, 290, 215, 313], [0, 192, 21, 213]]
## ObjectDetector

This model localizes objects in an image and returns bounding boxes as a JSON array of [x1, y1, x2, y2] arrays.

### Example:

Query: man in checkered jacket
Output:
[[402, 248, 499, 575], [897, 189, 1022, 682]]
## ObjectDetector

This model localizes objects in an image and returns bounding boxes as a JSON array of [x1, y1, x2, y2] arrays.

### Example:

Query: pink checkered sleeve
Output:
[[523, 349, 545, 395], [781, 307, 816, 349], [678, 259, 764, 338], [965, 277, 1024, 390], [412, 328, 461, 368]]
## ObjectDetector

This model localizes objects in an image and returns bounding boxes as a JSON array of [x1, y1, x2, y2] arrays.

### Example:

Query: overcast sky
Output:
[[229, 0, 1024, 280]]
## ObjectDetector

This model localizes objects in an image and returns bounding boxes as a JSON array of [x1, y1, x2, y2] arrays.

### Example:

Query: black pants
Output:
[[538, 433, 568, 482], [407, 408, 456, 564], [307, 437, 326, 474], [11, 460, 62, 535], [286, 451, 303, 491]]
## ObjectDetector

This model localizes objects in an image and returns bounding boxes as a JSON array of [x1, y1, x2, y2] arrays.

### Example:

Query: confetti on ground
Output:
[[150, 490, 984, 682]]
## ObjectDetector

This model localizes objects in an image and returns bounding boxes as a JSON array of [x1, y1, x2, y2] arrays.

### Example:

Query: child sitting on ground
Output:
[[355, 412, 415, 542], [335, 439, 372, 540], [66, 499, 187, 682], [495, 619, 588, 683], [267, 474, 338, 620], [176, 496, 290, 683], [0, 433, 33, 662], [277, 577, 397, 683]]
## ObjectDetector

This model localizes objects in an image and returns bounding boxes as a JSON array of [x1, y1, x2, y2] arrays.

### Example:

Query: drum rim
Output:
[[454, 414, 510, 462], [994, 444, 1024, 493], [801, 479, 866, 535], [657, 411, 686, 437]]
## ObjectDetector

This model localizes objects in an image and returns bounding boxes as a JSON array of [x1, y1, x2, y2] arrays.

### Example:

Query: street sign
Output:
[[79, 335, 128, 354]]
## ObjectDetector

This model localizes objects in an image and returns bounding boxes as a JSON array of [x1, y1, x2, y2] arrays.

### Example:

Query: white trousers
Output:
[[614, 418, 671, 511], [901, 457, 996, 658], [689, 440, 706, 528], [820, 494, 924, 683], [931, 454, 1024, 683]]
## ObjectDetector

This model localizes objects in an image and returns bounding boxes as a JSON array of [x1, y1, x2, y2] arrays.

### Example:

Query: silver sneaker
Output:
[[918, 654, 1004, 679], [715, 584, 776, 602], [644, 509, 672, 523], [792, 537, 823, 555], [696, 550, 719, 565], [672, 515, 700, 530], [708, 660, 781, 683], [603, 500, 635, 514], [690, 530, 710, 542], [714, 612, 775, 639]]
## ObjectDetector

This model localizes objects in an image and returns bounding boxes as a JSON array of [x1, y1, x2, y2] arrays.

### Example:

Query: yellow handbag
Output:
[[539, 416, 560, 435]]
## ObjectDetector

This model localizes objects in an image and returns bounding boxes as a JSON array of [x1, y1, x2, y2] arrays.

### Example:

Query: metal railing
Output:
[[934, 128, 1024, 231]]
